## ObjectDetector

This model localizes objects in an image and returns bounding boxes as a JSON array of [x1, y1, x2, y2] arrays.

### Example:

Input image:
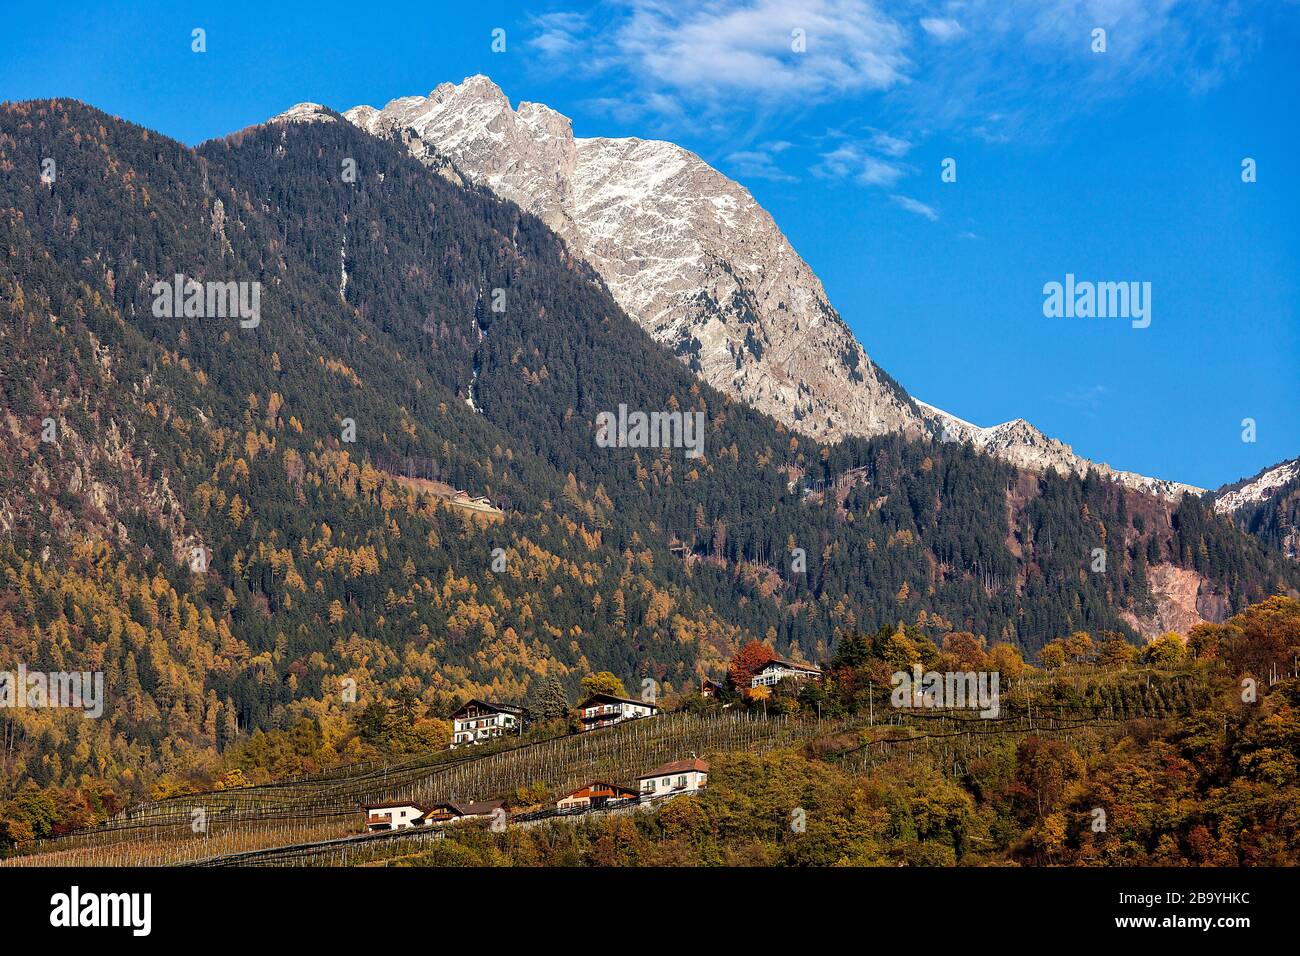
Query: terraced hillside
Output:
[[4, 665, 1219, 867]]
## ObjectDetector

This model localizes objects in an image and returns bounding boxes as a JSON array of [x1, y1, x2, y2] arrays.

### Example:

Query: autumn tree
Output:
[[1143, 632, 1186, 668], [1098, 633, 1139, 668], [580, 671, 628, 700], [1038, 641, 1067, 670], [939, 631, 989, 670], [729, 639, 775, 690], [988, 642, 1025, 678]]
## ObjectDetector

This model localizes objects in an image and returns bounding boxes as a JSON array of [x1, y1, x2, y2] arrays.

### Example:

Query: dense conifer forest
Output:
[[1, 99, 1296, 833]]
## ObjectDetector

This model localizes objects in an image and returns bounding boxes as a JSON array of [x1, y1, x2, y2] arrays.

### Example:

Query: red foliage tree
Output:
[[729, 640, 776, 690]]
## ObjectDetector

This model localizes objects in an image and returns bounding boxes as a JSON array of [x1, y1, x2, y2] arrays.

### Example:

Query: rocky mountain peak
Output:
[[335, 76, 926, 445], [270, 102, 338, 125], [324, 75, 1203, 499], [1213, 458, 1300, 515]]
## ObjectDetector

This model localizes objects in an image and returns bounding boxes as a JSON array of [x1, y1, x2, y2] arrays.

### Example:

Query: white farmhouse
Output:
[[451, 699, 524, 748], [577, 692, 658, 732], [750, 658, 822, 688], [637, 758, 709, 798], [363, 801, 427, 832]]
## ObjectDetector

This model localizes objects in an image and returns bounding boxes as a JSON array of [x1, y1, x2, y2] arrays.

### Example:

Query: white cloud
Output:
[[553, 0, 914, 107], [528, 0, 1262, 144], [527, 11, 590, 57], [889, 194, 938, 220], [859, 155, 907, 186], [812, 141, 911, 186], [894, 0, 1261, 141], [867, 128, 911, 157], [727, 146, 798, 181], [919, 17, 963, 42]]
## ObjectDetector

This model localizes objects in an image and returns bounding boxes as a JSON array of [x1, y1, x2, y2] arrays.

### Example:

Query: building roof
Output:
[[637, 758, 709, 779], [427, 799, 506, 817], [560, 780, 639, 799], [577, 692, 659, 710], [451, 698, 524, 719], [362, 800, 428, 812], [449, 799, 506, 816], [756, 657, 822, 674]]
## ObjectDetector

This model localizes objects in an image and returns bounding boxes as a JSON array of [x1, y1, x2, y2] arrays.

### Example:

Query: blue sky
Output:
[[2, 0, 1296, 489]]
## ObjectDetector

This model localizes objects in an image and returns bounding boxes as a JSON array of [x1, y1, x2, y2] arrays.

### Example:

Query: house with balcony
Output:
[[749, 658, 822, 688], [422, 799, 507, 825], [637, 758, 709, 798], [363, 800, 428, 832], [451, 699, 525, 748], [556, 781, 640, 811], [576, 692, 658, 732]]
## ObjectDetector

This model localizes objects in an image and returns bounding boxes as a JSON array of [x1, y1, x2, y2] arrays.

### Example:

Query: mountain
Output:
[[2, 97, 1296, 816], [315, 76, 1202, 501], [1212, 458, 1300, 559], [339, 78, 930, 445], [916, 402, 1204, 500]]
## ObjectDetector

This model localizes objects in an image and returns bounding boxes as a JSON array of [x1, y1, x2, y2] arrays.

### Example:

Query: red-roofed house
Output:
[[556, 781, 640, 810], [637, 758, 709, 797]]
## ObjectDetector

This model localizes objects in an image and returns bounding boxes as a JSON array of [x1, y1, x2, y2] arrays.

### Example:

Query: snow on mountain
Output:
[[271, 103, 337, 125], [917, 402, 1205, 497], [274, 77, 1201, 501], [1212, 458, 1300, 515], [336, 77, 925, 445]]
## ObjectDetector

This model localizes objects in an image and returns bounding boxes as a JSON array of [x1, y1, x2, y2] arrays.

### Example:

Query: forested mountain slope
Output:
[[1212, 458, 1300, 560], [330, 76, 1204, 500], [0, 99, 1296, 812]]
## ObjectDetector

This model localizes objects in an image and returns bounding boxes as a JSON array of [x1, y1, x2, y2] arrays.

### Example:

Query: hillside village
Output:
[[355, 644, 827, 833], [347, 616, 1259, 838], [363, 757, 711, 832]]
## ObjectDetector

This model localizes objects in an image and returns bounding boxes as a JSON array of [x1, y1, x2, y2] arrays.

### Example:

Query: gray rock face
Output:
[[271, 76, 1202, 499], [917, 402, 1204, 498], [336, 76, 925, 444], [1212, 458, 1299, 515]]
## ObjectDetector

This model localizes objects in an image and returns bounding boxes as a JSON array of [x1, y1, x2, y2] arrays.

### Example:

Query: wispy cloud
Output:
[[529, 0, 912, 119], [1054, 384, 1110, 418], [527, 11, 591, 58], [866, 128, 911, 157], [727, 142, 798, 181], [811, 135, 931, 217], [528, 0, 1261, 143], [811, 143, 909, 186], [919, 17, 963, 43], [889, 194, 938, 220], [893, 0, 1261, 141], [612, 0, 911, 103]]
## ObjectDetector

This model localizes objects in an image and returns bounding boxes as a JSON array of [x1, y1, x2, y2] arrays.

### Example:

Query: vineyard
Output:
[[1, 667, 1211, 867]]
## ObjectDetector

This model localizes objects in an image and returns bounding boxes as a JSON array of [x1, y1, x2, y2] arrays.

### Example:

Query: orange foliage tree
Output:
[[729, 639, 775, 690]]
